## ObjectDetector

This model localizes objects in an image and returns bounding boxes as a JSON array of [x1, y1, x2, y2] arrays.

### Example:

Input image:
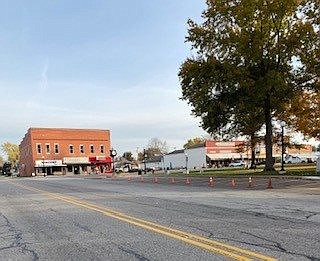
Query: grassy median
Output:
[[159, 164, 318, 178]]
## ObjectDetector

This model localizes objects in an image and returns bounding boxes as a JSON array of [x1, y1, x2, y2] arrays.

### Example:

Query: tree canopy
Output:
[[179, 0, 320, 171], [1, 142, 20, 166], [138, 138, 168, 161], [122, 152, 134, 162], [183, 137, 206, 149], [282, 91, 320, 140]]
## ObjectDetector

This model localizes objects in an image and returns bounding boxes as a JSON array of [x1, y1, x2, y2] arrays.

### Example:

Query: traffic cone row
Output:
[[125, 176, 274, 189]]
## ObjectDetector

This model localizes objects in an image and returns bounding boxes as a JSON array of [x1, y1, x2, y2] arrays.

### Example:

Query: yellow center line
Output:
[[8, 181, 277, 261]]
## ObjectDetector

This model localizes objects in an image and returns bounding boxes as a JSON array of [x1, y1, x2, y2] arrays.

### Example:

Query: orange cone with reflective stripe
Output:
[[209, 177, 214, 187], [231, 179, 236, 188], [267, 177, 273, 189], [153, 176, 158, 183], [169, 177, 176, 184], [248, 177, 253, 188]]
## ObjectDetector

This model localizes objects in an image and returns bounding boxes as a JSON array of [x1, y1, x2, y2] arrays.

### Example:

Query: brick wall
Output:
[[19, 128, 111, 176]]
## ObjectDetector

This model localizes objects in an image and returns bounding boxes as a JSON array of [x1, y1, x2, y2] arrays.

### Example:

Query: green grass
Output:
[[159, 165, 318, 178]]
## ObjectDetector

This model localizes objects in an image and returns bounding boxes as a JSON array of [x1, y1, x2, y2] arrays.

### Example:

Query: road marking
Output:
[[8, 181, 277, 261]]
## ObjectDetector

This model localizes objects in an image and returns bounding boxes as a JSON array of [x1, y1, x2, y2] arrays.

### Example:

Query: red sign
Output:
[[89, 156, 112, 164]]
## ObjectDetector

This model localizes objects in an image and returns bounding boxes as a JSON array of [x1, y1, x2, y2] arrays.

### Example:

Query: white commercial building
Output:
[[163, 141, 245, 170]]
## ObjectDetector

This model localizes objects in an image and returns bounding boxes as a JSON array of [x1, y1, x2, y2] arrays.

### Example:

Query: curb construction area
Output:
[[87, 174, 320, 191]]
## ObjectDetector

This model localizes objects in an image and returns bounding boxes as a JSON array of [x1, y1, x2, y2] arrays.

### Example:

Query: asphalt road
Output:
[[0, 176, 319, 261]]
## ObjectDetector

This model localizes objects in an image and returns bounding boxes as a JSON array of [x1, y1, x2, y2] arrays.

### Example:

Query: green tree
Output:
[[179, 0, 320, 171], [122, 152, 134, 162], [281, 91, 320, 140], [0, 155, 3, 167], [183, 137, 206, 149], [1, 142, 20, 166], [138, 138, 168, 161]]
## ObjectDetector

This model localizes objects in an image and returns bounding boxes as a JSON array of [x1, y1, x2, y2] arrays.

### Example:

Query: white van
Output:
[[284, 155, 302, 164]]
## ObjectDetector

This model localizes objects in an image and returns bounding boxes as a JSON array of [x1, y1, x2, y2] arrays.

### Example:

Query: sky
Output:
[[0, 0, 209, 156]]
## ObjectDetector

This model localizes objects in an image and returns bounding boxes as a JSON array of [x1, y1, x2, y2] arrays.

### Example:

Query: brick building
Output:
[[19, 128, 112, 177]]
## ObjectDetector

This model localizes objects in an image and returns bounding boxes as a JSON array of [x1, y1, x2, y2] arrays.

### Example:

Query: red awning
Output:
[[89, 156, 112, 164]]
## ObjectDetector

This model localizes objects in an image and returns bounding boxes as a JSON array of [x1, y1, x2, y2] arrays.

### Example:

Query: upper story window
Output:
[[80, 145, 84, 154], [45, 143, 50, 154], [100, 145, 104, 153], [54, 143, 59, 154], [90, 145, 94, 153], [69, 144, 74, 154], [36, 143, 42, 154]]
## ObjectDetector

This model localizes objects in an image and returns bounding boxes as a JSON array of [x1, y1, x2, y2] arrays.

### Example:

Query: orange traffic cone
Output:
[[169, 177, 176, 184], [185, 177, 191, 185], [209, 177, 215, 187], [248, 177, 253, 188], [153, 176, 158, 183], [267, 177, 273, 189], [231, 179, 236, 188]]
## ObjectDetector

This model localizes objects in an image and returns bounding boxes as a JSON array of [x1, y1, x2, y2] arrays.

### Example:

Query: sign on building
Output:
[[63, 157, 90, 164], [35, 160, 63, 167]]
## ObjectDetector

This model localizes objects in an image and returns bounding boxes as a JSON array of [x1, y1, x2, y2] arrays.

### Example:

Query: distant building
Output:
[[19, 128, 112, 177], [163, 141, 245, 170], [163, 140, 314, 170], [143, 155, 164, 170]]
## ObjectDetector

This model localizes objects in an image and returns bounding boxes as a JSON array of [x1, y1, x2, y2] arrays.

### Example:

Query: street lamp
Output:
[[185, 152, 189, 174], [280, 121, 286, 172], [42, 156, 46, 177], [110, 148, 117, 173], [143, 149, 147, 174]]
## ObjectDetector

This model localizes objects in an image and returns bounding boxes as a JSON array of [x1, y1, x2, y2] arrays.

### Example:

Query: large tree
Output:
[[1, 142, 20, 166], [179, 0, 320, 171], [282, 91, 320, 140], [138, 138, 168, 161], [122, 151, 134, 162]]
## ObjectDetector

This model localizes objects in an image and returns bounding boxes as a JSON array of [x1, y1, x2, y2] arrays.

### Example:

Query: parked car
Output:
[[2, 162, 12, 176], [228, 161, 245, 167], [284, 155, 302, 164]]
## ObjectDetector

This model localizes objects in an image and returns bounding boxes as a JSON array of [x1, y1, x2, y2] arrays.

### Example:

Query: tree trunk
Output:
[[264, 94, 275, 171], [249, 134, 256, 169]]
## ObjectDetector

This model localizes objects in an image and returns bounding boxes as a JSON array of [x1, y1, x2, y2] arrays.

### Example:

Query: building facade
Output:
[[19, 128, 112, 177], [163, 140, 314, 170]]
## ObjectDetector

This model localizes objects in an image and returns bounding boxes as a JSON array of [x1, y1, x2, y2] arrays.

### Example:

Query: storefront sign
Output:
[[63, 157, 90, 164], [35, 160, 63, 167], [89, 156, 112, 164]]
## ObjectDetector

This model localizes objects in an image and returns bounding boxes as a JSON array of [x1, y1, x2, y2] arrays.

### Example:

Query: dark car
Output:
[[2, 162, 12, 176]]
